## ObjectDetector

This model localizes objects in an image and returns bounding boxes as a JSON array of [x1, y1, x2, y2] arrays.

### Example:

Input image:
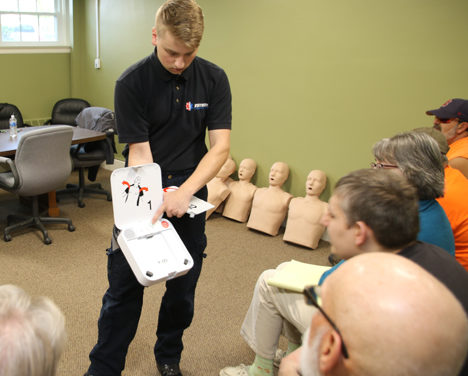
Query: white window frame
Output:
[[0, 0, 73, 54]]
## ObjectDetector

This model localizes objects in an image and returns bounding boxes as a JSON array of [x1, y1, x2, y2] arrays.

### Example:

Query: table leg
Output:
[[48, 191, 60, 217]]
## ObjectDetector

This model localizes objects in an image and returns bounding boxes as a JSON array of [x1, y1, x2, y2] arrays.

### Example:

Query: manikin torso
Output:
[[206, 157, 236, 218], [247, 162, 293, 236], [223, 158, 258, 222], [283, 170, 328, 249]]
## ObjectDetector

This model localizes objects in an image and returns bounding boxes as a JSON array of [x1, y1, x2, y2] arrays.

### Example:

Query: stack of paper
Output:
[[267, 260, 331, 292]]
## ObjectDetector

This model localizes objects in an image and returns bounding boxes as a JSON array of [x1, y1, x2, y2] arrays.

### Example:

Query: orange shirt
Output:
[[437, 166, 468, 271], [447, 137, 468, 160]]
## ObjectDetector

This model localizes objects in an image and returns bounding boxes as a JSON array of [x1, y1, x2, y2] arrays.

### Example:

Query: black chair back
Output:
[[50, 98, 91, 125], [0, 103, 24, 129]]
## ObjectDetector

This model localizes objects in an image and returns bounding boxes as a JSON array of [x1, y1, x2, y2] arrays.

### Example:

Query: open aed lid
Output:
[[110, 163, 193, 287]]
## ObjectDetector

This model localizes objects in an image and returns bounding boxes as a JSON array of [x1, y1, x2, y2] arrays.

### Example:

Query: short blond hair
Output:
[[155, 0, 204, 49]]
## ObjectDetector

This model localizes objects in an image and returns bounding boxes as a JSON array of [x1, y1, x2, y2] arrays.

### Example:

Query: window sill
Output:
[[0, 45, 71, 54]]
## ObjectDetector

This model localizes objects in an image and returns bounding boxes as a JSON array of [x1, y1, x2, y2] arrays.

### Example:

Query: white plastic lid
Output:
[[111, 163, 163, 230]]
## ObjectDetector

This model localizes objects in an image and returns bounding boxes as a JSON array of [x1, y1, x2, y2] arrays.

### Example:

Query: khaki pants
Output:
[[240, 262, 317, 359]]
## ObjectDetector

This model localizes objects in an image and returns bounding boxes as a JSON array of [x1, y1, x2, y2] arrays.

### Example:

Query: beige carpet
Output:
[[0, 169, 331, 375]]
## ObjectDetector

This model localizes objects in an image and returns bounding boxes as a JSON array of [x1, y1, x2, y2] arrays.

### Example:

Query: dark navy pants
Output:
[[88, 170, 207, 376]]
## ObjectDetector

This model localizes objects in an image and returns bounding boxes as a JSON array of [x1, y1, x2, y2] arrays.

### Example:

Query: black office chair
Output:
[[47, 98, 91, 125], [0, 103, 28, 129], [58, 107, 116, 208], [0, 126, 76, 244]]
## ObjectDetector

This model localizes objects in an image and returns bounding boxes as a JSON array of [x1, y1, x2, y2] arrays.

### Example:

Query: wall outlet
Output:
[[94, 58, 101, 69]]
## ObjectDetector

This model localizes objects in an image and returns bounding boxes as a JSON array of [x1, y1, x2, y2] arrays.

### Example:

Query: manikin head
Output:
[[238, 158, 257, 182], [269, 162, 289, 187], [216, 157, 236, 179], [152, 0, 204, 75], [320, 169, 419, 261], [305, 170, 326, 197], [426, 98, 468, 145], [300, 252, 468, 376]]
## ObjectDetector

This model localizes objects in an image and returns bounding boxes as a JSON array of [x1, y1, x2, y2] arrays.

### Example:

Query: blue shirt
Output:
[[418, 200, 455, 256]]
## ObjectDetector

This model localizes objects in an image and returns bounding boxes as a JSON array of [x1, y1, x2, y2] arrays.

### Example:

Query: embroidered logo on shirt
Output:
[[185, 102, 209, 111]]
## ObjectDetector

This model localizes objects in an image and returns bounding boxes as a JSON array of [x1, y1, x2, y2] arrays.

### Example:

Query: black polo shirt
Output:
[[115, 48, 232, 172]]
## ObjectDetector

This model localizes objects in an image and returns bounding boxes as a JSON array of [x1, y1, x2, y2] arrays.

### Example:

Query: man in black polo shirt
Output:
[[84, 1, 231, 376]]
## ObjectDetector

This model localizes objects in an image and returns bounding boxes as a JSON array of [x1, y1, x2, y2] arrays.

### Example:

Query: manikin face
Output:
[[269, 162, 289, 187], [320, 194, 358, 260], [433, 117, 461, 145], [152, 28, 198, 75], [238, 159, 256, 181], [306, 171, 326, 197]]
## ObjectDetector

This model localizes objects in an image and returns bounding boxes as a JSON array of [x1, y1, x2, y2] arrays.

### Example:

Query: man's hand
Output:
[[152, 188, 192, 223], [279, 347, 302, 376]]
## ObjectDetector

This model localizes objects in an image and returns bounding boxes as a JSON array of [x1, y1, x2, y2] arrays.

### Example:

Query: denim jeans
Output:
[[88, 169, 207, 375]]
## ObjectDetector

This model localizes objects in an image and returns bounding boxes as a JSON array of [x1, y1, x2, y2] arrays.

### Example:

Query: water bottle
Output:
[[9, 114, 17, 138]]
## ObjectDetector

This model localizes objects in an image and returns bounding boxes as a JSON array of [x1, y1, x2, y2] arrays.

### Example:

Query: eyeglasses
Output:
[[303, 285, 349, 358], [370, 162, 398, 169], [436, 117, 458, 124]]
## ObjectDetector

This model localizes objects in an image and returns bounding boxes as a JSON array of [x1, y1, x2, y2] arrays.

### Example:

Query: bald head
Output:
[[304, 253, 468, 376]]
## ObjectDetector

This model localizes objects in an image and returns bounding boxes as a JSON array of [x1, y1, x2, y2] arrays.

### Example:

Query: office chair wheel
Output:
[[78, 201, 85, 208], [4, 234, 12, 242], [44, 237, 52, 245], [68, 224, 76, 232], [107, 194, 112, 201]]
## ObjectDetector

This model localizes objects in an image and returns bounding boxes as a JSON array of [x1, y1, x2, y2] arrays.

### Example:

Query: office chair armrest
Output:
[[0, 157, 20, 190], [0, 156, 14, 170]]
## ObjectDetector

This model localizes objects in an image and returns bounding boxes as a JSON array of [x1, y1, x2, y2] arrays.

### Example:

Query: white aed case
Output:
[[110, 163, 193, 287]]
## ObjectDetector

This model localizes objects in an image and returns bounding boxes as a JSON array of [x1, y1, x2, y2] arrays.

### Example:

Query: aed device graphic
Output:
[[110, 163, 193, 286]]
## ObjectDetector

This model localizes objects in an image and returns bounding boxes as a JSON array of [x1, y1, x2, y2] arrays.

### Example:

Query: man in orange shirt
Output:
[[426, 99, 468, 179]]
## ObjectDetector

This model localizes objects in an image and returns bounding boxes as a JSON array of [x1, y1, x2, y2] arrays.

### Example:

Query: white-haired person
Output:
[[0, 284, 66, 376]]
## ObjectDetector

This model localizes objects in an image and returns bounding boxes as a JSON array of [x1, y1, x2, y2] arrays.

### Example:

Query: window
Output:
[[0, 0, 72, 53]]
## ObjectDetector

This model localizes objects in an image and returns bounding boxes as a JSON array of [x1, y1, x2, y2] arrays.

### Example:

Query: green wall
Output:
[[0, 53, 71, 120], [2, 0, 468, 199]]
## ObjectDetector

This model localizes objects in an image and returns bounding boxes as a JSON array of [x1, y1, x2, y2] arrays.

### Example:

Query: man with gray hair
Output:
[[281, 252, 468, 376], [426, 98, 468, 179], [0, 284, 66, 376]]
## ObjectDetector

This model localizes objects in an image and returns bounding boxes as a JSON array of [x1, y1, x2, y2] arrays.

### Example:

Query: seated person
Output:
[[280, 253, 468, 376], [206, 157, 236, 218], [413, 127, 468, 271], [0, 284, 66, 376], [222, 158, 258, 222], [283, 170, 328, 249], [247, 162, 293, 236], [426, 98, 468, 179], [219, 169, 468, 376], [372, 131, 455, 255]]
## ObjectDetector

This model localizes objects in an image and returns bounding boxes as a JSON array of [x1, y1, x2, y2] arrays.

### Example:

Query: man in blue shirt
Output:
[[220, 169, 468, 376]]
